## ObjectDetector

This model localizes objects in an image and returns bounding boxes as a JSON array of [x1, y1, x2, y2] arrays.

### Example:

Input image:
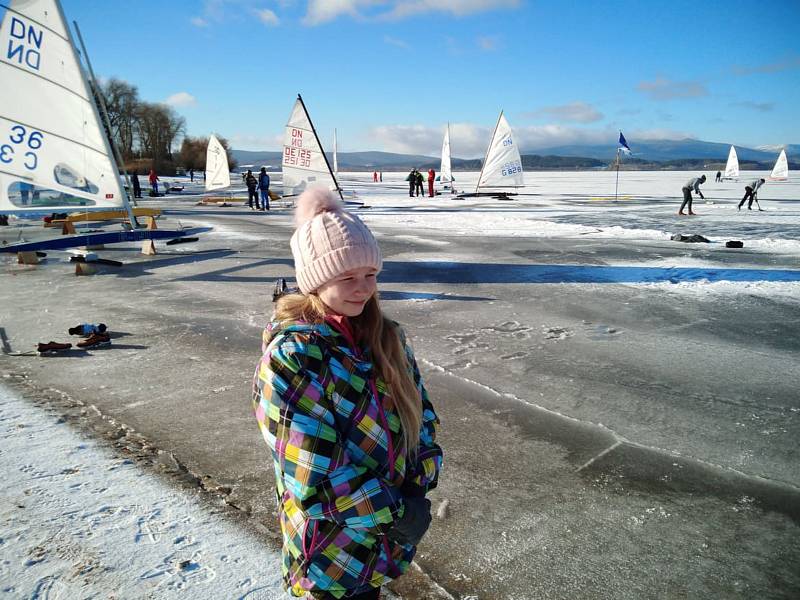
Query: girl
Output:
[[253, 187, 443, 599]]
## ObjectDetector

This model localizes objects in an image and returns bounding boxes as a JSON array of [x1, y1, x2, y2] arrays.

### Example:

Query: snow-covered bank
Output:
[[0, 384, 286, 599]]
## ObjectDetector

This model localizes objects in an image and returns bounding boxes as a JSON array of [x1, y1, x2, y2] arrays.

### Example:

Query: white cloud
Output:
[[190, 16, 209, 27], [229, 132, 284, 151], [637, 77, 708, 100], [732, 101, 774, 112], [387, 0, 520, 19], [302, 0, 519, 25], [384, 35, 410, 49], [164, 92, 197, 107], [254, 8, 280, 25], [525, 102, 604, 124], [732, 56, 800, 76], [366, 122, 693, 157], [477, 35, 497, 51], [303, 0, 378, 25]]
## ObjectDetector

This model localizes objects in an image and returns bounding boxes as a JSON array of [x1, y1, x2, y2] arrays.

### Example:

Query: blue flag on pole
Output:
[[618, 131, 631, 154]]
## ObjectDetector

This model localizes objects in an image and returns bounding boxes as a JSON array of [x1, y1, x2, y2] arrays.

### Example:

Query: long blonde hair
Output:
[[275, 292, 422, 455]]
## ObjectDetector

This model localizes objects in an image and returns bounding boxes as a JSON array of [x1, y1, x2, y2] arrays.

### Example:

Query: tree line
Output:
[[98, 78, 236, 175]]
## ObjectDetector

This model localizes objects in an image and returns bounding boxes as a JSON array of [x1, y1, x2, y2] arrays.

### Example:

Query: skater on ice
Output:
[[738, 178, 766, 211], [679, 174, 706, 215], [252, 186, 443, 600]]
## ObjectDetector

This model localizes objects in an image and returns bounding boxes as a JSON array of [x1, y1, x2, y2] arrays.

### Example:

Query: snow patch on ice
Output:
[[0, 384, 286, 599]]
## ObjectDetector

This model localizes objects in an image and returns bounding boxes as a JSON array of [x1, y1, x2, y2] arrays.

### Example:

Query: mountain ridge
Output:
[[232, 140, 797, 171]]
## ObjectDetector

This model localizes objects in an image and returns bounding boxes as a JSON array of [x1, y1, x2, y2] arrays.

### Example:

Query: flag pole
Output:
[[614, 148, 621, 201]]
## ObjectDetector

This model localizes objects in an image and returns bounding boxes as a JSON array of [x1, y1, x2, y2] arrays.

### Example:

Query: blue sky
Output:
[[52, 0, 800, 156]]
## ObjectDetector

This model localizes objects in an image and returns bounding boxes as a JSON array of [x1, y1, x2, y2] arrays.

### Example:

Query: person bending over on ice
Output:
[[252, 186, 443, 600], [738, 178, 765, 211], [679, 174, 706, 215]]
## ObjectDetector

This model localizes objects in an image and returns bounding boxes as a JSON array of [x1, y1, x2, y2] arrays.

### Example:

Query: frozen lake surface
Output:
[[1, 169, 798, 599]]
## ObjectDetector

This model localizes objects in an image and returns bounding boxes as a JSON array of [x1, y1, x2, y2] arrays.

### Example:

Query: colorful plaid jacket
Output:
[[252, 319, 442, 598]]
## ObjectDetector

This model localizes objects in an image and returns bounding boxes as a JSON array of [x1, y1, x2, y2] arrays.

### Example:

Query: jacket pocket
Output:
[[301, 518, 320, 563]]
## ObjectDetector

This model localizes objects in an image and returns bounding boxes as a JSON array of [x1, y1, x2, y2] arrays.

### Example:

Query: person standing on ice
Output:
[[406, 168, 416, 197], [679, 174, 706, 215], [715, 170, 722, 182], [427, 168, 436, 197], [148, 169, 159, 196], [258, 167, 271, 211], [415, 169, 425, 197], [738, 178, 765, 211], [245, 169, 260, 209], [252, 187, 442, 600], [131, 171, 142, 199], [373, 170, 379, 182]]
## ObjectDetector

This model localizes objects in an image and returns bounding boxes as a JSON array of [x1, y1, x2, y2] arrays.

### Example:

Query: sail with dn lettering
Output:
[[205, 134, 231, 192], [476, 111, 524, 193], [0, 0, 129, 214], [281, 95, 341, 198]]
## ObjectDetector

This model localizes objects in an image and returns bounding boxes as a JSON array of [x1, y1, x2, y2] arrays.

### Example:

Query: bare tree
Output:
[[179, 135, 237, 172], [99, 78, 139, 160]]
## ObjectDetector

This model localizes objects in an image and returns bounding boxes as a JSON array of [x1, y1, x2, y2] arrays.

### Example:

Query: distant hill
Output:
[[232, 139, 798, 172]]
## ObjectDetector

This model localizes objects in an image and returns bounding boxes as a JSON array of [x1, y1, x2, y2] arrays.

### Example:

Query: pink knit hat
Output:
[[290, 187, 382, 294]]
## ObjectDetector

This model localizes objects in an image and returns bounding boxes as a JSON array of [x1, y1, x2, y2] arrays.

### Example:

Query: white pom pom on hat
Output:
[[290, 185, 382, 294], [293, 185, 343, 227]]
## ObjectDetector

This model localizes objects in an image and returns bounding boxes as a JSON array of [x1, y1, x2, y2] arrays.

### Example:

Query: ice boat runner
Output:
[[439, 123, 453, 192], [770, 149, 788, 181], [461, 111, 523, 198], [0, 0, 201, 252], [281, 95, 360, 205], [723, 145, 740, 180]]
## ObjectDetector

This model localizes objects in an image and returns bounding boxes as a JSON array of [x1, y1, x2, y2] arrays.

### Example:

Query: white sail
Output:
[[333, 128, 338, 178], [724, 145, 739, 179], [770, 149, 788, 180], [476, 112, 523, 191], [282, 95, 339, 197], [0, 0, 128, 214], [205, 134, 230, 192], [440, 124, 452, 184]]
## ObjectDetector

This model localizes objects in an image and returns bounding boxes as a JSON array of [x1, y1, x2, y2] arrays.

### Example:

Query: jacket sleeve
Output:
[[253, 334, 405, 533], [398, 330, 443, 498]]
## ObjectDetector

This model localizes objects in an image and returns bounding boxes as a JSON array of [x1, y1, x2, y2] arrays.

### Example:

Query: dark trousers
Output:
[[415, 182, 423, 196], [247, 188, 260, 208], [409, 181, 415, 197], [739, 187, 755, 209], [679, 187, 693, 213]]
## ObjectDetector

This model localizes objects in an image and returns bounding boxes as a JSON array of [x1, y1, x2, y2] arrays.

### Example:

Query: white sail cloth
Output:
[[440, 124, 452, 184], [476, 112, 523, 191], [0, 0, 127, 213], [770, 149, 788, 179], [282, 97, 338, 196], [205, 134, 230, 192], [724, 145, 739, 179]]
